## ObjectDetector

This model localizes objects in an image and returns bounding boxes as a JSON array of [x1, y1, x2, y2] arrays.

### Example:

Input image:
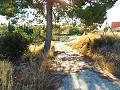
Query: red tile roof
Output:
[[111, 22, 120, 29]]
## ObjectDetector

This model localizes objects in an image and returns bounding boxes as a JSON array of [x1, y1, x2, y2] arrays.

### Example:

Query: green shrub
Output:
[[8, 22, 15, 33], [31, 29, 45, 45], [0, 24, 7, 31], [52, 37, 60, 41], [69, 28, 80, 35], [24, 26, 33, 35], [0, 31, 30, 61], [69, 28, 84, 35]]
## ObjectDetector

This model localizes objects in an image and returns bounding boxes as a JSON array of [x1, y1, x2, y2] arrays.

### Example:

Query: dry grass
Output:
[[0, 40, 63, 90], [0, 60, 13, 90], [91, 33, 120, 76], [69, 34, 101, 55], [0, 54, 56, 90], [69, 33, 120, 76], [12, 60, 53, 90], [29, 43, 44, 54], [29, 41, 55, 53]]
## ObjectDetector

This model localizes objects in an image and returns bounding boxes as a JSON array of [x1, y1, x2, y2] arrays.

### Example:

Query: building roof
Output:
[[111, 22, 120, 29]]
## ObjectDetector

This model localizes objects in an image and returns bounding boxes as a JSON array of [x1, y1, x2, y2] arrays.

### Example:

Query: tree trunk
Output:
[[44, 2, 53, 53]]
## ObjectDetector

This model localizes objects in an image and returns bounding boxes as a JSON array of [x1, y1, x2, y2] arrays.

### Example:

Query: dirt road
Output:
[[54, 42, 120, 90]]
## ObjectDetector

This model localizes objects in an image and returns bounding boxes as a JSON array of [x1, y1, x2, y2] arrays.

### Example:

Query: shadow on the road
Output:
[[59, 70, 120, 90]]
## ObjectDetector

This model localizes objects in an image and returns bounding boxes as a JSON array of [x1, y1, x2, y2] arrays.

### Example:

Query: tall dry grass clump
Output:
[[69, 33, 120, 76], [0, 60, 13, 90], [92, 34, 120, 75], [69, 34, 101, 55], [0, 53, 54, 90], [13, 61, 52, 90]]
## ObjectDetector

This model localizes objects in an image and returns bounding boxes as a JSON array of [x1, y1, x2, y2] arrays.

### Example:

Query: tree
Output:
[[0, 0, 117, 53], [68, 0, 117, 26], [0, 0, 68, 53], [0, 0, 19, 18], [31, 0, 117, 53]]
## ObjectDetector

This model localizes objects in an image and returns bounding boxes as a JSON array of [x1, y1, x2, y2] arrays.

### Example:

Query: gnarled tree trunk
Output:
[[44, 1, 53, 53]]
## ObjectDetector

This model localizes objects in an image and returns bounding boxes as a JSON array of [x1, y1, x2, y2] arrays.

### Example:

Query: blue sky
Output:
[[0, 0, 120, 27]]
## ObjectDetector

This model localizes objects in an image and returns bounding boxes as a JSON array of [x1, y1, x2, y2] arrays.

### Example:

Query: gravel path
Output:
[[54, 42, 120, 90]]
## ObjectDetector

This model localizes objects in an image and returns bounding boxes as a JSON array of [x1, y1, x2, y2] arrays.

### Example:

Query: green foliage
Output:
[[0, 0, 117, 53], [16, 25, 45, 45], [0, 0, 19, 17], [30, 25, 45, 44], [69, 28, 81, 35], [0, 31, 30, 61], [24, 26, 33, 35], [53, 24, 69, 34], [53, 24, 61, 34], [69, 0, 117, 26], [52, 37, 60, 41], [0, 24, 7, 31], [79, 23, 98, 33], [8, 22, 15, 33]]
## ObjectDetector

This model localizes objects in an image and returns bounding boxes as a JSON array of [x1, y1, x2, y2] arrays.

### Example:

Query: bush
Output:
[[24, 26, 33, 35], [0, 31, 30, 61], [52, 37, 60, 41], [69, 34, 120, 75], [91, 35, 120, 75], [0, 24, 7, 31], [8, 22, 15, 33], [69, 28, 84, 35], [31, 29, 45, 45], [69, 28, 80, 35], [93, 36, 115, 49]]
